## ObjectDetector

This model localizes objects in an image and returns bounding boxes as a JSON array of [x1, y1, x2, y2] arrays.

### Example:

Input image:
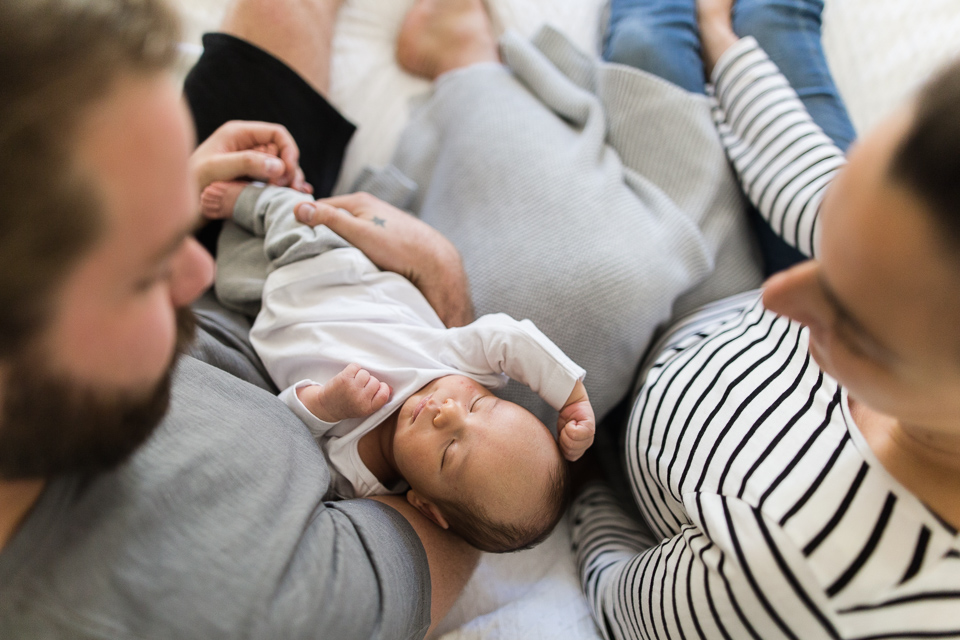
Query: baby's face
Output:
[[391, 375, 560, 525]]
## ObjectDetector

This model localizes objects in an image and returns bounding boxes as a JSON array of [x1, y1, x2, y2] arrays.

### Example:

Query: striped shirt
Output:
[[571, 37, 960, 640]]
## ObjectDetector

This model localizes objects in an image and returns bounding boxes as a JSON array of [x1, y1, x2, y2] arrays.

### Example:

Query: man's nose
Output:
[[170, 237, 214, 308]]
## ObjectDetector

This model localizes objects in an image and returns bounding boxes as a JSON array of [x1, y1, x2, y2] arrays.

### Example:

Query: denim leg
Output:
[[732, 0, 857, 273], [604, 0, 706, 94], [733, 0, 856, 151]]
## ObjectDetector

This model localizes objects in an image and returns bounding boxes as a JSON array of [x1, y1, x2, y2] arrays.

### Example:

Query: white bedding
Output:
[[171, 1, 960, 637]]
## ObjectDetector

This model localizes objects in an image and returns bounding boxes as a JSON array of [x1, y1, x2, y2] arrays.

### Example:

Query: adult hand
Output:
[[294, 193, 475, 328], [697, 0, 740, 77], [189, 120, 312, 195]]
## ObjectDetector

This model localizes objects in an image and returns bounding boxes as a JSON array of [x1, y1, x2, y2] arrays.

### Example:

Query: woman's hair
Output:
[[435, 455, 572, 553], [890, 57, 960, 251], [0, 0, 179, 357]]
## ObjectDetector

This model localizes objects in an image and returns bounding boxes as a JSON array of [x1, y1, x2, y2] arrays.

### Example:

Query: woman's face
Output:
[[763, 106, 960, 433]]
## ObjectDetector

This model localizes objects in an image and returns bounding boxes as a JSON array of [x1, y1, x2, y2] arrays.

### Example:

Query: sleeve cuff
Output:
[[278, 380, 340, 438]]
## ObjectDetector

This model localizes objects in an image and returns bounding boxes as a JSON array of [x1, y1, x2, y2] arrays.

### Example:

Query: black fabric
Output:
[[183, 33, 356, 255]]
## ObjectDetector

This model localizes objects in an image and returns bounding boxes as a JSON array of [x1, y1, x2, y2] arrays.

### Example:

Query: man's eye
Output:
[[134, 275, 161, 292], [135, 266, 173, 292]]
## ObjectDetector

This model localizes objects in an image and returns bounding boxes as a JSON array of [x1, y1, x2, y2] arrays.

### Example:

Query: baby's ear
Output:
[[406, 490, 450, 530]]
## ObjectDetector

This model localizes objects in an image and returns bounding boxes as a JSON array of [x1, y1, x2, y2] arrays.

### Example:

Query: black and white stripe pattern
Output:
[[711, 37, 846, 259], [572, 38, 960, 640]]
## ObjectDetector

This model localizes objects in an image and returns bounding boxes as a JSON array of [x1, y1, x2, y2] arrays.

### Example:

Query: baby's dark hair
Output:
[[435, 453, 572, 553]]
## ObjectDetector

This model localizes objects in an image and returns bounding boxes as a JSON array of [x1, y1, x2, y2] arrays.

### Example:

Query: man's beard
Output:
[[0, 307, 196, 479]]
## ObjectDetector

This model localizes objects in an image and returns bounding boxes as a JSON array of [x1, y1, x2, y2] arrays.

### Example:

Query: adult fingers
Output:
[[291, 167, 313, 194], [294, 202, 382, 254], [217, 121, 301, 187], [196, 151, 286, 192]]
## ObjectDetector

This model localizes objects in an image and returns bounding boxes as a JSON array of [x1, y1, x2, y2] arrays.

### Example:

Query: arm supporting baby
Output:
[[202, 179, 481, 635], [202, 183, 474, 329], [297, 192, 475, 328]]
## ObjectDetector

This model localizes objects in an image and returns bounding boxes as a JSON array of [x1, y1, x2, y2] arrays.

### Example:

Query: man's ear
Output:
[[406, 490, 450, 530]]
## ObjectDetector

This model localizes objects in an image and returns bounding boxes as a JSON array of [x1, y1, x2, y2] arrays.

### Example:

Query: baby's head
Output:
[[391, 375, 570, 553]]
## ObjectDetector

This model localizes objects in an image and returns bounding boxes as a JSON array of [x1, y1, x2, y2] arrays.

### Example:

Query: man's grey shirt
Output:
[[0, 307, 430, 639]]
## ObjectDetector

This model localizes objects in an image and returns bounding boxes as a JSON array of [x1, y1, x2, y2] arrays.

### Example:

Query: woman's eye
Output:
[[470, 397, 481, 411]]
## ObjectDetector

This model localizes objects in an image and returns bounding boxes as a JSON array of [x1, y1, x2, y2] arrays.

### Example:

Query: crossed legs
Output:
[[604, 0, 854, 150]]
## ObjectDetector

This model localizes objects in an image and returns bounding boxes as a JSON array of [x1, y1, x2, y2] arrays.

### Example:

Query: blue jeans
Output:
[[604, 0, 856, 273]]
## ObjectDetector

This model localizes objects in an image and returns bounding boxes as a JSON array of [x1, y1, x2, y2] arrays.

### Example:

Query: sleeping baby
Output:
[[202, 182, 595, 553]]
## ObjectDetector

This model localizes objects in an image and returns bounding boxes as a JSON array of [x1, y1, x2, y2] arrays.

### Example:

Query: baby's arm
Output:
[[296, 364, 391, 423], [445, 313, 595, 460], [557, 380, 595, 461]]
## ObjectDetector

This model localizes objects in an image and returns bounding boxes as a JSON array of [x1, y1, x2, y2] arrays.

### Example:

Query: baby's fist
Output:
[[297, 364, 391, 423], [558, 381, 595, 461]]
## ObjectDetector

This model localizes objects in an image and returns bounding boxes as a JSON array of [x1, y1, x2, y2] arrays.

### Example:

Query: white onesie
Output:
[[238, 186, 585, 499]]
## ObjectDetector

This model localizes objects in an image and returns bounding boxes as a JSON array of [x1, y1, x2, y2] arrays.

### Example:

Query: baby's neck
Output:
[[357, 409, 402, 487]]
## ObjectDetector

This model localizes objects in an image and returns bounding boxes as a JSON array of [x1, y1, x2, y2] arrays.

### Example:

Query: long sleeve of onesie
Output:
[[440, 313, 586, 411]]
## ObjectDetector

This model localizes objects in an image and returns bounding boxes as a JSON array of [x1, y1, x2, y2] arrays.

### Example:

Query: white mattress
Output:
[[171, 1, 960, 637]]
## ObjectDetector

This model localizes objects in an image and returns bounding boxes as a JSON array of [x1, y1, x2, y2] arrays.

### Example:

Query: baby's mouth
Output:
[[412, 394, 431, 423]]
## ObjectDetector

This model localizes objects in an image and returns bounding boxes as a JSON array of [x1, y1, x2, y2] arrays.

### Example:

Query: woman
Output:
[[572, 0, 960, 637]]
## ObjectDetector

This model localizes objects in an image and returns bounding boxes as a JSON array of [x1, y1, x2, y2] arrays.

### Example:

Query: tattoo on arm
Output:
[[372, 216, 386, 227]]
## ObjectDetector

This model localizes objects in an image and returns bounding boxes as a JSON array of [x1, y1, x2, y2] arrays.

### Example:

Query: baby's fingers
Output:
[[564, 420, 595, 441], [354, 370, 390, 412], [371, 381, 391, 409], [560, 421, 594, 461]]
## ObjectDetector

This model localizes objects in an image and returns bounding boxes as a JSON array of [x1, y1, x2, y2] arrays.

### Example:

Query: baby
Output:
[[203, 181, 595, 553]]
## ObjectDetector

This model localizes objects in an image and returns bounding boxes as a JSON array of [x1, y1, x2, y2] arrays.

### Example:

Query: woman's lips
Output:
[[412, 394, 431, 423]]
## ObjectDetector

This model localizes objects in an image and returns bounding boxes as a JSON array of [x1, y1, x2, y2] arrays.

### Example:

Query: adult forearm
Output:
[[296, 192, 476, 328], [414, 249, 475, 328]]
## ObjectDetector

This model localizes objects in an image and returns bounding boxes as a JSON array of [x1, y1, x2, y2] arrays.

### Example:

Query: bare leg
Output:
[[397, 0, 500, 80], [220, 0, 344, 95]]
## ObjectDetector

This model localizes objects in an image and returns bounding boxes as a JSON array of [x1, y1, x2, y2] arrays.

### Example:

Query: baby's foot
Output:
[[397, 0, 500, 80], [200, 180, 248, 220], [296, 364, 392, 423]]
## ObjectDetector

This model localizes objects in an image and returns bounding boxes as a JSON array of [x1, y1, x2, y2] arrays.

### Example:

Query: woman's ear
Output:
[[406, 490, 450, 529]]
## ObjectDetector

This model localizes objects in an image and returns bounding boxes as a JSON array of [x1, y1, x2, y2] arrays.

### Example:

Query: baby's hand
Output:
[[296, 364, 391, 423], [557, 380, 595, 461]]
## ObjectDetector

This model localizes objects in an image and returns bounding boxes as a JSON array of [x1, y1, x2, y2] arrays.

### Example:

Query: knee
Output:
[[733, 0, 825, 38], [604, 17, 672, 68]]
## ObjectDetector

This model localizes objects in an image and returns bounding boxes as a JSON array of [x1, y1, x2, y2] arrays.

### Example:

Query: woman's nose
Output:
[[762, 260, 829, 332]]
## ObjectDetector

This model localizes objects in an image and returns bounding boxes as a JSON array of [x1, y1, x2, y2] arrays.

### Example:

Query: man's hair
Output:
[[435, 455, 572, 554], [890, 57, 960, 250], [0, 0, 179, 357]]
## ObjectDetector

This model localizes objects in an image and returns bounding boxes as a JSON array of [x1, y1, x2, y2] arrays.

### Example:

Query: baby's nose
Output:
[[432, 398, 457, 427]]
